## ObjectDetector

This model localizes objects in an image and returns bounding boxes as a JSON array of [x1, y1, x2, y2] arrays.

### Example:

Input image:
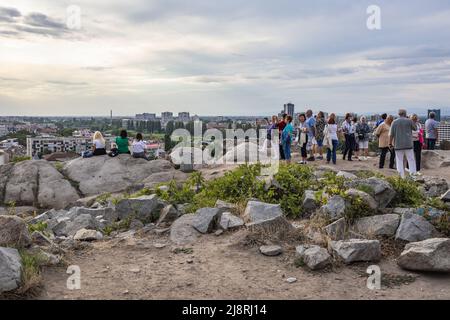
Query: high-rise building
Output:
[[438, 122, 450, 146], [428, 109, 441, 121], [178, 112, 190, 123], [161, 112, 174, 123], [136, 113, 156, 121], [283, 103, 295, 117]]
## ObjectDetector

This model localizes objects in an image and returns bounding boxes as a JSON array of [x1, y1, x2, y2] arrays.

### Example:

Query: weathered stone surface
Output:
[[0, 215, 31, 247], [243, 201, 283, 223], [302, 190, 318, 216], [319, 195, 346, 220], [395, 212, 439, 242], [420, 176, 449, 198], [143, 170, 190, 189], [215, 200, 238, 211], [75, 195, 99, 208], [260, 245, 283, 256], [116, 195, 165, 222], [345, 177, 395, 209], [53, 214, 100, 237], [345, 189, 378, 211], [157, 205, 180, 225], [421, 150, 445, 169], [330, 239, 381, 263], [219, 212, 244, 230], [353, 214, 400, 237], [246, 215, 294, 236], [296, 245, 332, 270], [129, 219, 144, 230], [64, 156, 175, 196], [441, 190, 450, 202], [74, 228, 103, 241], [191, 208, 222, 234], [170, 214, 200, 245], [398, 238, 450, 272], [0, 247, 22, 293], [73, 207, 118, 224], [324, 218, 346, 240], [337, 171, 358, 180], [31, 231, 53, 246]]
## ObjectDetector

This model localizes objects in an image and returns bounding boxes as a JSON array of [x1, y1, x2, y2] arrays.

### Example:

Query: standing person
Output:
[[342, 113, 355, 161], [325, 115, 339, 165], [281, 115, 294, 164], [261, 115, 279, 159], [278, 114, 287, 160], [352, 116, 360, 160], [314, 111, 326, 160], [297, 113, 308, 164], [116, 130, 131, 154], [305, 109, 316, 161], [375, 113, 387, 128], [411, 114, 423, 175], [132, 133, 149, 160], [389, 109, 417, 178], [425, 112, 439, 150], [356, 116, 371, 160], [375, 115, 395, 169]]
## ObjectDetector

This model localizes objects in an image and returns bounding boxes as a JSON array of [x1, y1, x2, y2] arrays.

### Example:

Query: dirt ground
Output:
[[36, 153, 450, 300]]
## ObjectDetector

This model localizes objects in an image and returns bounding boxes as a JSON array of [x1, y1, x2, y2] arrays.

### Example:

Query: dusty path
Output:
[[38, 230, 450, 300]]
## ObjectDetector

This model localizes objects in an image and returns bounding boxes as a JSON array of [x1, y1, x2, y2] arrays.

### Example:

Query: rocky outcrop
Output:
[[398, 238, 450, 272], [170, 214, 200, 245], [0, 215, 31, 247], [244, 201, 294, 237], [302, 190, 318, 217], [0, 247, 22, 293], [296, 245, 331, 270], [395, 212, 439, 242], [219, 212, 244, 230], [243, 201, 283, 223], [345, 177, 396, 209], [115, 195, 166, 222], [352, 214, 400, 237], [191, 208, 223, 234], [318, 195, 346, 220], [330, 239, 381, 263]]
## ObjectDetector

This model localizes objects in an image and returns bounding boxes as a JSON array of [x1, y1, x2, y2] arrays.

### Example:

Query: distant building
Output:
[[136, 113, 156, 121], [178, 112, 190, 123], [161, 112, 174, 126], [0, 124, 9, 136], [283, 103, 295, 117], [438, 122, 450, 146], [428, 109, 441, 121]]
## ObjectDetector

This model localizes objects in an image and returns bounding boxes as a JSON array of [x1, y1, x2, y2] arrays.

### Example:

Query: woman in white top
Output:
[[92, 131, 106, 156], [326, 114, 339, 165], [132, 133, 149, 161]]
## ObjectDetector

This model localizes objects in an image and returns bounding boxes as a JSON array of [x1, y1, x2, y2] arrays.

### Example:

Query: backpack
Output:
[[108, 148, 119, 158]]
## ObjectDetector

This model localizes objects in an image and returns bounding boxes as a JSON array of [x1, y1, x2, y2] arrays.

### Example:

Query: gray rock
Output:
[[395, 212, 439, 242], [175, 203, 190, 215], [0, 247, 22, 293], [353, 214, 400, 237], [330, 239, 381, 263], [302, 190, 318, 217], [345, 189, 378, 211], [191, 208, 223, 234], [319, 195, 346, 220], [157, 205, 180, 225], [0, 215, 31, 247], [116, 195, 165, 222], [246, 215, 294, 237], [170, 214, 201, 245], [345, 177, 396, 209], [286, 277, 297, 284], [74, 195, 99, 208], [243, 201, 283, 223], [219, 212, 244, 230], [259, 245, 283, 256], [440, 190, 450, 202], [421, 150, 445, 169], [215, 199, 238, 211], [31, 231, 53, 246], [72, 207, 118, 224], [324, 218, 347, 240], [337, 171, 358, 180], [398, 238, 450, 272], [296, 245, 332, 270], [53, 214, 99, 237], [74, 228, 103, 241], [129, 219, 145, 230], [421, 176, 449, 198]]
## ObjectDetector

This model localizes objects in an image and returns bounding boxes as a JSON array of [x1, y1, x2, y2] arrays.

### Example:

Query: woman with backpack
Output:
[[297, 113, 308, 164], [109, 129, 131, 157], [281, 115, 294, 163]]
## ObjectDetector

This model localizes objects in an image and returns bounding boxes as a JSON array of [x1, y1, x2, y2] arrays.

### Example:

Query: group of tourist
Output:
[[82, 130, 151, 160], [265, 109, 440, 179]]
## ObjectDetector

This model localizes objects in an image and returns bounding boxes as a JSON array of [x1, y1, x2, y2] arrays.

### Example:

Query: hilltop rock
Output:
[[337, 171, 358, 180], [74, 228, 103, 241], [296, 245, 332, 270], [345, 177, 395, 209], [215, 200, 238, 211], [345, 189, 378, 210], [352, 214, 400, 237], [324, 218, 347, 240], [260, 245, 283, 256], [219, 212, 244, 230], [421, 150, 445, 169], [243, 201, 283, 223], [420, 176, 448, 198], [170, 214, 201, 245], [64, 156, 175, 196], [157, 205, 181, 226], [318, 195, 346, 220], [0, 247, 22, 293], [115, 195, 166, 222], [330, 239, 381, 263], [191, 208, 223, 234], [398, 238, 450, 272], [302, 190, 318, 217], [1, 160, 79, 209], [395, 212, 439, 242], [0, 215, 31, 247], [53, 213, 100, 237]]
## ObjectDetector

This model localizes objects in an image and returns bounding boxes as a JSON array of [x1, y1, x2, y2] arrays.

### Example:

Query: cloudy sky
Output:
[[0, 0, 450, 116]]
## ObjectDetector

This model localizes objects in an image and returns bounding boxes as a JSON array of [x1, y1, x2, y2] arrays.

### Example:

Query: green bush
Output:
[[12, 156, 31, 163], [387, 176, 424, 207], [343, 195, 375, 224]]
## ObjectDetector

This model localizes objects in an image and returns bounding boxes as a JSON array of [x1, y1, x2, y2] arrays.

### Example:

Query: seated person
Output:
[[82, 131, 107, 157], [115, 130, 131, 154], [132, 133, 149, 161]]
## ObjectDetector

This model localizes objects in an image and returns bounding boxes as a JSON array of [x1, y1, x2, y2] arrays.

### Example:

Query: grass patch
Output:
[[387, 176, 424, 207]]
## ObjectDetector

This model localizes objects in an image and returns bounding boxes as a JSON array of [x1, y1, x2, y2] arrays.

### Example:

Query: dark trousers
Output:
[[343, 134, 355, 160], [327, 139, 339, 164], [279, 143, 285, 160], [413, 140, 422, 171], [379, 147, 395, 169], [427, 139, 436, 150]]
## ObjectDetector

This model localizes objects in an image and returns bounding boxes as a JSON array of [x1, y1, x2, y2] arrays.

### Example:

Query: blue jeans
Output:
[[283, 142, 291, 160], [327, 140, 339, 164]]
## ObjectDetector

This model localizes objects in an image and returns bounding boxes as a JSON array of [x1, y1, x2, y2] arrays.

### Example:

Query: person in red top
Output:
[[278, 114, 287, 160]]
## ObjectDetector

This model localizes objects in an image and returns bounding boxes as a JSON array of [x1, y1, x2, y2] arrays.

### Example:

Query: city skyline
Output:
[[1, 1, 450, 116]]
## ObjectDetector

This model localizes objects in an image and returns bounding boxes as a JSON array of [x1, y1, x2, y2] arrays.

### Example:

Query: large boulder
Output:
[[74, 228, 103, 241], [345, 189, 378, 211], [191, 208, 223, 234], [219, 212, 244, 230], [170, 214, 201, 245], [345, 177, 395, 209], [2, 160, 79, 209], [302, 190, 318, 217], [143, 170, 190, 189], [318, 195, 346, 220], [420, 176, 448, 198], [157, 205, 181, 226], [352, 214, 400, 237], [0, 215, 31, 247], [115, 195, 166, 222], [395, 212, 439, 242], [421, 150, 445, 169], [397, 238, 450, 272], [64, 156, 175, 196], [324, 218, 347, 240], [53, 213, 100, 237], [296, 245, 332, 270], [215, 200, 238, 211], [0, 247, 22, 293], [336, 171, 358, 180], [330, 239, 381, 263], [243, 201, 283, 223]]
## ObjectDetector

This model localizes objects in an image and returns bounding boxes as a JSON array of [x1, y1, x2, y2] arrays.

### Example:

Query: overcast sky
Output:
[[0, 0, 450, 116]]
